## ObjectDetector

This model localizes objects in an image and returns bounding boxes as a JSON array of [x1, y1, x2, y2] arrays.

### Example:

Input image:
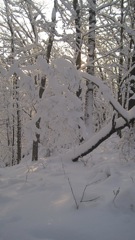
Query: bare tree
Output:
[[85, 0, 96, 135], [32, 0, 58, 161], [3, 0, 21, 165]]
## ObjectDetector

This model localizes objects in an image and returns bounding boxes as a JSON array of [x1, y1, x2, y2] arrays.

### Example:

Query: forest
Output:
[[0, 1, 135, 240]]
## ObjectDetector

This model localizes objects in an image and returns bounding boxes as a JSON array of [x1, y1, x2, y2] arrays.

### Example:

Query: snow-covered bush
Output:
[[119, 127, 135, 161], [93, 87, 113, 132], [0, 56, 87, 165], [31, 57, 87, 156]]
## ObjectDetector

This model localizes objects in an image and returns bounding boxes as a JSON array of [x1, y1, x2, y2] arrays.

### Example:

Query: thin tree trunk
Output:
[[85, 0, 96, 135], [4, 0, 16, 165], [118, 0, 124, 107], [117, 0, 124, 137], [128, 4, 135, 111], [12, 105, 15, 165], [73, 0, 81, 70], [6, 118, 10, 147], [32, 0, 57, 161], [12, 73, 22, 165], [73, 0, 82, 98], [32, 119, 40, 161], [15, 75, 21, 164]]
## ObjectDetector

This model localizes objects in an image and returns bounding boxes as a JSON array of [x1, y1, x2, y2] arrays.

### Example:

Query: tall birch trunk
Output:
[[85, 0, 96, 135]]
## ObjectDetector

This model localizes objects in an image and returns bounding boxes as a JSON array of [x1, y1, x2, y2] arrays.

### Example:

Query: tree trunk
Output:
[[73, 0, 82, 98], [12, 73, 22, 165], [4, 0, 22, 165], [16, 75, 21, 164], [73, 0, 81, 69], [117, 0, 124, 137], [32, 0, 57, 161], [128, 4, 135, 111], [32, 119, 40, 161], [85, 0, 96, 135]]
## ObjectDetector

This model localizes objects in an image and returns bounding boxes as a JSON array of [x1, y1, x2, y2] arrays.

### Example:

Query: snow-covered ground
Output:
[[0, 135, 135, 240]]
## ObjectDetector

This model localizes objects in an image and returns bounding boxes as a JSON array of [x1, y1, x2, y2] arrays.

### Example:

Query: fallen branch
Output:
[[72, 117, 128, 161], [44, 108, 135, 163], [72, 106, 135, 162]]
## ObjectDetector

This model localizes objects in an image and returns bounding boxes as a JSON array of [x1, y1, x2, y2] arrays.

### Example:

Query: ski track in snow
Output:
[[0, 135, 135, 240]]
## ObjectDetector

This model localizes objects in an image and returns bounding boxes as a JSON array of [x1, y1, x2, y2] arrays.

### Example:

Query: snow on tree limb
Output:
[[72, 116, 127, 161], [44, 107, 135, 163], [69, 107, 135, 162], [82, 72, 129, 123]]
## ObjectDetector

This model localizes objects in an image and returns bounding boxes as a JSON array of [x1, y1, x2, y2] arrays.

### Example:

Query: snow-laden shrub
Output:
[[26, 57, 87, 156], [119, 127, 135, 161], [93, 87, 113, 132]]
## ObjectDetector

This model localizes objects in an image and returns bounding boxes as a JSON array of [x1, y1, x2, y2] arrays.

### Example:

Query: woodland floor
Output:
[[0, 134, 135, 240]]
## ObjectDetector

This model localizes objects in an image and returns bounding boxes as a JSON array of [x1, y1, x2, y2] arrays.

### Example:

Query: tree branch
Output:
[[82, 72, 129, 124], [72, 117, 128, 161]]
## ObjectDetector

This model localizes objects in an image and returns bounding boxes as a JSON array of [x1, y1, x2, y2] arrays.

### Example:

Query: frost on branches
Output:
[[1, 55, 135, 165], [13, 57, 86, 159], [37, 57, 87, 156]]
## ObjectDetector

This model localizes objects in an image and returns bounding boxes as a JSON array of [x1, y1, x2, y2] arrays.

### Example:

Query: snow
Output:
[[82, 72, 129, 122], [0, 135, 135, 240]]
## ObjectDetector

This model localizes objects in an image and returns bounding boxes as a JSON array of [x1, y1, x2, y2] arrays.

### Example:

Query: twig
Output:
[[80, 176, 108, 203], [67, 177, 79, 209], [80, 184, 87, 202], [113, 187, 120, 207], [81, 196, 100, 203], [61, 157, 79, 209]]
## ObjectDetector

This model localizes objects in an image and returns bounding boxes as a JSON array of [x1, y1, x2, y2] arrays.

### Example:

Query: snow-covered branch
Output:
[[82, 72, 129, 123], [42, 109, 133, 163], [64, 107, 135, 162]]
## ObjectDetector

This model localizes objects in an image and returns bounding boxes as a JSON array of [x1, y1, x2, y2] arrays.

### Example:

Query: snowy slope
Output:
[[0, 135, 135, 240]]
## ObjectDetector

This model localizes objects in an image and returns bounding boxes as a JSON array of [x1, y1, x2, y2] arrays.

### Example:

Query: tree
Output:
[[128, 1, 135, 111], [32, 0, 58, 161], [85, 0, 96, 135], [73, 0, 82, 69], [1, 0, 135, 167], [3, 0, 22, 165]]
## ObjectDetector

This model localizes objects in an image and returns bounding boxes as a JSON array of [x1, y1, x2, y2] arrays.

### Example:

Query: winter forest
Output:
[[0, 0, 135, 240]]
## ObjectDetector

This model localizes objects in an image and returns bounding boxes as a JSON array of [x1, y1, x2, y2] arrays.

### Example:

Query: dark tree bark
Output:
[[129, 49, 135, 110], [71, 71, 131, 162], [118, 0, 124, 107], [117, 0, 124, 137], [4, 0, 22, 165], [85, 0, 96, 134], [73, 0, 81, 69], [12, 74, 22, 165], [73, 0, 82, 98], [128, 4, 135, 111], [32, 0, 57, 161], [72, 115, 129, 162], [15, 74, 22, 164]]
